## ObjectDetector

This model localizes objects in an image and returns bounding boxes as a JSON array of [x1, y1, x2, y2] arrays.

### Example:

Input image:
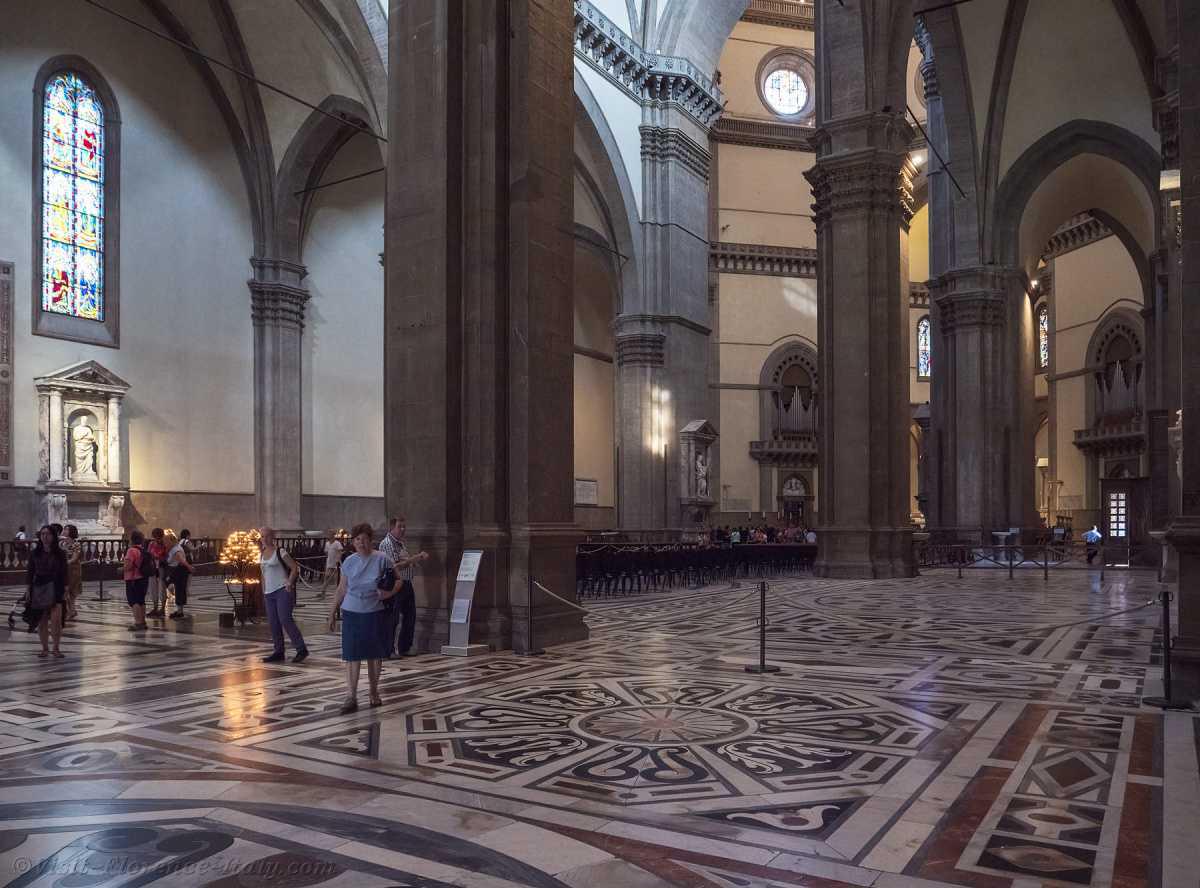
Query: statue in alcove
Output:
[[72, 422, 99, 478], [695, 450, 710, 498]]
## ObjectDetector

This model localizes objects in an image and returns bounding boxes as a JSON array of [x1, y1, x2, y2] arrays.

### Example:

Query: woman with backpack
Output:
[[259, 527, 309, 664], [25, 525, 67, 657], [123, 530, 150, 632]]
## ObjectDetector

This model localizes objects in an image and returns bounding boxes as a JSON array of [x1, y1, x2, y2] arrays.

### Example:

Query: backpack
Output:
[[139, 544, 157, 579]]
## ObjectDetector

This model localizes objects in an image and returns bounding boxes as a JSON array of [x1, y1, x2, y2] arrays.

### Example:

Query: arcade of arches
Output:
[[1, 1, 1199, 886]]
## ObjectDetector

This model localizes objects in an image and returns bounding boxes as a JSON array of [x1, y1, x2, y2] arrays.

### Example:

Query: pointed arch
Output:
[[274, 95, 383, 265]]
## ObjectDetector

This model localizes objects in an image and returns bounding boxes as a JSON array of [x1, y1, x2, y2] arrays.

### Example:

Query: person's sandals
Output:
[[339, 699, 358, 715], [52, 650, 64, 658], [369, 692, 383, 708], [38, 650, 48, 658]]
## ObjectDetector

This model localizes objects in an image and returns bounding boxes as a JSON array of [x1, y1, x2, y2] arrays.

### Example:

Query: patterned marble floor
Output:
[[1, 570, 1198, 888]]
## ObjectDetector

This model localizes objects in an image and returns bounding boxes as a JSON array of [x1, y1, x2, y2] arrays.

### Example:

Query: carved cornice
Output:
[[741, 0, 815, 30], [615, 332, 665, 367], [710, 242, 817, 277], [1041, 213, 1113, 260], [909, 282, 930, 308], [711, 115, 814, 151], [573, 0, 723, 128], [640, 126, 711, 181], [806, 153, 916, 232]]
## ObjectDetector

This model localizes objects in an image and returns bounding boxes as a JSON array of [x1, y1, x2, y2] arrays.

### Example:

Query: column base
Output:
[[1164, 516, 1200, 705], [814, 528, 916, 579]]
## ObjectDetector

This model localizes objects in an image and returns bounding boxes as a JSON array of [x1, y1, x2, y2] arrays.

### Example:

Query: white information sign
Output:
[[457, 550, 483, 583], [574, 478, 599, 505]]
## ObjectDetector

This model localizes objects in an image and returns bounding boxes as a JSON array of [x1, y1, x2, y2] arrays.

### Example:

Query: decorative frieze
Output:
[[615, 332, 666, 367], [0, 261, 11, 484], [711, 116, 814, 152], [1073, 419, 1146, 458], [640, 127, 711, 181], [741, 0, 815, 30], [710, 242, 817, 277], [573, 0, 724, 128], [749, 435, 818, 468], [1041, 213, 1113, 260]]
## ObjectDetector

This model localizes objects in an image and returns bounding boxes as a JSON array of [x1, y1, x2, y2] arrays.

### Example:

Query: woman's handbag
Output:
[[30, 582, 56, 610]]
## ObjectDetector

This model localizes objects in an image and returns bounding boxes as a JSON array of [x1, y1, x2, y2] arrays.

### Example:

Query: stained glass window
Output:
[[42, 71, 105, 321], [1037, 302, 1049, 370], [917, 315, 931, 378], [764, 68, 807, 115]]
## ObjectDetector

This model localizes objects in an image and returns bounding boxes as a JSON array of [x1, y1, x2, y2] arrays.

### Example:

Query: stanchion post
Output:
[[517, 572, 544, 657], [1143, 588, 1195, 711], [1008, 546, 1014, 580], [1043, 544, 1048, 582], [745, 581, 780, 675]]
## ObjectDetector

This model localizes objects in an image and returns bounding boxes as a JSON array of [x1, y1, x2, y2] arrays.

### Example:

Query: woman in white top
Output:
[[329, 522, 400, 713], [164, 531, 194, 619], [259, 527, 308, 664]]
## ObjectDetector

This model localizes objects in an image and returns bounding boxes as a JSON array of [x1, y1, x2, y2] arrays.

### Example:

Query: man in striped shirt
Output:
[[377, 516, 429, 657]]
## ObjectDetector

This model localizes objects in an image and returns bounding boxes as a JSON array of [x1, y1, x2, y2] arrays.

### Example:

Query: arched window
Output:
[[917, 315, 931, 379], [1037, 302, 1049, 370], [34, 59, 119, 348]]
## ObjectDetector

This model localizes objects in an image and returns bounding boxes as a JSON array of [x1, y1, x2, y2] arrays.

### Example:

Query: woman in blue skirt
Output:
[[329, 522, 401, 713]]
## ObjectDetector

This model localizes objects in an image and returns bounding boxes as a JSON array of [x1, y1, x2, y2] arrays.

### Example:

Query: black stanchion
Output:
[[516, 573, 545, 657], [1143, 588, 1195, 711], [745, 581, 780, 675]]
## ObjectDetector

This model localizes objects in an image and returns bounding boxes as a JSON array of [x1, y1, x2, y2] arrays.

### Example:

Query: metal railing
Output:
[[917, 541, 1160, 580]]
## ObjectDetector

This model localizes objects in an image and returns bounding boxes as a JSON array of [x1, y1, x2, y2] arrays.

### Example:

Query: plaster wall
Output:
[[0, 1, 255, 494], [718, 145, 815, 247], [300, 130, 385, 498], [574, 63, 643, 216], [955, 0, 1007, 159], [719, 387, 758, 513], [909, 204, 929, 283], [588, 0, 638, 34], [1050, 237, 1144, 513], [718, 22, 813, 122], [231, 0, 364, 173], [574, 356, 616, 508], [1000, 0, 1155, 179]]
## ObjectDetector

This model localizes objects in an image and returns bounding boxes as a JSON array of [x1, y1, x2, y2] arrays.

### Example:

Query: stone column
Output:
[[1166, 0, 1200, 700], [914, 411, 931, 518], [48, 389, 63, 482], [106, 396, 121, 486], [928, 266, 1033, 543], [386, 0, 586, 652], [804, 113, 916, 578], [615, 116, 713, 530], [248, 257, 309, 531]]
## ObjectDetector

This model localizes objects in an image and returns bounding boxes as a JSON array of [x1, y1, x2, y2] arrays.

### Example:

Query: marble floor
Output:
[[1, 570, 1197, 888]]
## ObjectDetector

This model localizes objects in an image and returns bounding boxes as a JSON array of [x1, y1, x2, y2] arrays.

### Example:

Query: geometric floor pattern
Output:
[[1, 570, 1197, 887]]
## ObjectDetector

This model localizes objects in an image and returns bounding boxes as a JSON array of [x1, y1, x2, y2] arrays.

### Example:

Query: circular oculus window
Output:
[[757, 50, 815, 121]]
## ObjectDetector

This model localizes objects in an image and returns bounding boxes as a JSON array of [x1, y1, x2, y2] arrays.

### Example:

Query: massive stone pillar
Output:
[[615, 117, 713, 530], [1167, 0, 1200, 699], [386, 0, 587, 651], [249, 257, 308, 531], [805, 113, 916, 578], [929, 266, 1035, 542]]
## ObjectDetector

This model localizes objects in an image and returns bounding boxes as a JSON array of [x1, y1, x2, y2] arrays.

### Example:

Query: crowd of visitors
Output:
[[707, 524, 817, 545], [15, 518, 427, 712]]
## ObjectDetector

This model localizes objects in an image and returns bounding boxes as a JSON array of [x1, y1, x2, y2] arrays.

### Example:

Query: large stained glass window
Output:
[[917, 315, 931, 378], [42, 71, 105, 321], [1037, 302, 1049, 370]]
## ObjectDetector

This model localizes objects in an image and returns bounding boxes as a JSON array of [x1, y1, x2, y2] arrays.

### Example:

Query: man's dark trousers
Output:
[[393, 579, 416, 655]]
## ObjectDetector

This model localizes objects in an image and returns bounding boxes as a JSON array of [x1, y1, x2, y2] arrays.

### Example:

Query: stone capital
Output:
[[805, 139, 916, 231], [639, 126, 711, 181], [249, 257, 310, 330], [929, 266, 1021, 333], [615, 332, 666, 367]]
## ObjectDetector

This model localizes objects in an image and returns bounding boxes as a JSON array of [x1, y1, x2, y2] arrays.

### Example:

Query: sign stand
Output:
[[441, 549, 490, 657]]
